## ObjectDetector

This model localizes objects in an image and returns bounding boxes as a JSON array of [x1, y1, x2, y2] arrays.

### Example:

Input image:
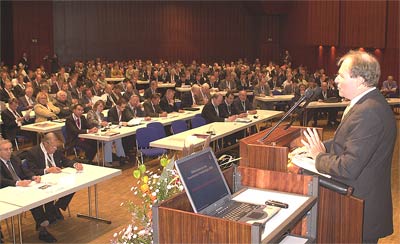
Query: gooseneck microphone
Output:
[[258, 89, 314, 142]]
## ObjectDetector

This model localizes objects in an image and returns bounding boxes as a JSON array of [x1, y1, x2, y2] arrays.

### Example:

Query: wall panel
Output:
[[307, 1, 339, 46], [11, 1, 53, 69], [340, 0, 386, 48], [54, 1, 261, 65]]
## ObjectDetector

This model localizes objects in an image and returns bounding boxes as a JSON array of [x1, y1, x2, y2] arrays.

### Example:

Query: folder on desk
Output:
[[175, 148, 279, 226]]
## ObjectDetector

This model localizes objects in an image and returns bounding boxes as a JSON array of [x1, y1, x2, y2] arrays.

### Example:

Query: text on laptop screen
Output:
[[178, 150, 230, 212]]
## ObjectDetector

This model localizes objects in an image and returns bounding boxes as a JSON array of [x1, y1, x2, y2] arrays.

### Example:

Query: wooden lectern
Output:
[[240, 126, 364, 243], [153, 166, 318, 243]]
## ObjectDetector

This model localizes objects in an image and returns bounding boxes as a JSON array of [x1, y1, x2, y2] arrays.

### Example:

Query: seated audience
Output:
[[0, 139, 57, 243], [180, 84, 203, 108], [0, 80, 16, 102], [316, 81, 339, 126], [34, 92, 60, 122], [126, 94, 148, 119], [381, 75, 398, 97], [160, 89, 181, 113], [253, 77, 273, 109], [65, 104, 97, 162], [201, 93, 237, 124], [13, 74, 26, 98], [87, 100, 127, 166], [218, 91, 241, 118], [53, 90, 72, 119], [18, 87, 36, 111], [143, 80, 159, 100], [25, 133, 83, 222], [143, 93, 167, 117], [107, 98, 131, 125], [233, 90, 257, 114], [1, 98, 35, 146]]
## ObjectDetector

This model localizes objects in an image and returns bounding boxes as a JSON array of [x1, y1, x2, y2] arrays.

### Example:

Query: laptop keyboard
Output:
[[214, 201, 259, 221]]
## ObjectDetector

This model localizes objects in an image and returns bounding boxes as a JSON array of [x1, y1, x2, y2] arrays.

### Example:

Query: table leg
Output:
[[76, 185, 111, 224], [11, 216, 15, 244], [17, 214, 22, 244]]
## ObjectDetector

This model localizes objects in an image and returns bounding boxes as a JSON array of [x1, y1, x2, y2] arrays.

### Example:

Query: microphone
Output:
[[258, 89, 314, 142]]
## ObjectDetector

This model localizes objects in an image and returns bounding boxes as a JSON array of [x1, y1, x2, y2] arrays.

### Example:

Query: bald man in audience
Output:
[[53, 90, 72, 118]]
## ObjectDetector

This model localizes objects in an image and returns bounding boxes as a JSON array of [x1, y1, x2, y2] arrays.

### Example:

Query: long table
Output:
[[0, 202, 24, 244], [78, 107, 203, 165], [303, 97, 400, 125], [0, 164, 121, 243], [150, 110, 283, 151], [255, 94, 294, 102]]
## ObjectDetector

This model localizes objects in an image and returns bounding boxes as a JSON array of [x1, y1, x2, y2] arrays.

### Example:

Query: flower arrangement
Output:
[[113, 155, 183, 244]]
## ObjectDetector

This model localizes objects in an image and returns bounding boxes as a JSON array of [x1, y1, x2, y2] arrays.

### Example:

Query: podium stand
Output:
[[240, 126, 364, 243], [153, 166, 318, 243]]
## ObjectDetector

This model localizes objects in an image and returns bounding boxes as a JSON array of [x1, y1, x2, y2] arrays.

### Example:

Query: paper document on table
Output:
[[289, 147, 331, 178]]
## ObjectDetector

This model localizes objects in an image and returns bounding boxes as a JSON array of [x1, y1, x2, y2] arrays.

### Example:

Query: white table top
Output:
[[105, 77, 124, 82], [175, 87, 191, 92], [157, 82, 176, 88], [307, 97, 400, 109], [0, 201, 24, 220], [79, 107, 203, 142], [255, 95, 294, 102], [232, 188, 314, 241], [136, 80, 150, 85], [0, 164, 121, 210], [150, 110, 283, 151], [20, 121, 65, 133]]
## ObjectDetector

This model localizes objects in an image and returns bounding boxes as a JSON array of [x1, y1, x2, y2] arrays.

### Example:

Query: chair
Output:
[[136, 127, 167, 165], [146, 122, 166, 137], [191, 116, 206, 128], [61, 125, 78, 157], [171, 120, 188, 134]]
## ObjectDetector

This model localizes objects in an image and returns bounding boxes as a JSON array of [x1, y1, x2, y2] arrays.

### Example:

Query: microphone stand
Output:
[[258, 90, 313, 143]]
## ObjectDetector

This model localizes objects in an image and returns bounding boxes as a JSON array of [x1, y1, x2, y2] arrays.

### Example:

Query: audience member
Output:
[[34, 92, 60, 122], [25, 133, 83, 223], [201, 93, 237, 123], [53, 90, 72, 118], [143, 93, 167, 117], [65, 104, 97, 162], [0, 139, 57, 243], [87, 100, 127, 166], [233, 90, 257, 114]]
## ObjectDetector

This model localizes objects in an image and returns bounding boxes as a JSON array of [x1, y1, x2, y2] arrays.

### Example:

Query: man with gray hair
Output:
[[25, 132, 83, 224], [53, 90, 72, 118], [302, 50, 396, 243]]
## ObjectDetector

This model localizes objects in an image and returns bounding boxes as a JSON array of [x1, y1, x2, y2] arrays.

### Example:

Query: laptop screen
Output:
[[175, 148, 231, 213]]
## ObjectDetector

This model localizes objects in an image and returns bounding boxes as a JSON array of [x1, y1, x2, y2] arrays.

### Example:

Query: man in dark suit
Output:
[[126, 95, 147, 119], [107, 98, 131, 125], [143, 80, 158, 100], [25, 133, 83, 222], [143, 93, 167, 117], [160, 89, 180, 113], [13, 74, 26, 98], [1, 98, 35, 147], [180, 85, 202, 108], [315, 81, 339, 126], [218, 91, 240, 118], [201, 93, 237, 124], [233, 90, 257, 115], [65, 104, 98, 162], [0, 80, 16, 102], [0, 139, 57, 243], [18, 87, 36, 111], [303, 51, 396, 243]]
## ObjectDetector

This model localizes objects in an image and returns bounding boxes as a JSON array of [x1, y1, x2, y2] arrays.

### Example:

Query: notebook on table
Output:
[[175, 148, 280, 226]]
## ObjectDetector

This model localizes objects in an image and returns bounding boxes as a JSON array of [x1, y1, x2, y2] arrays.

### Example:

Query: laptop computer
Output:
[[175, 148, 280, 226]]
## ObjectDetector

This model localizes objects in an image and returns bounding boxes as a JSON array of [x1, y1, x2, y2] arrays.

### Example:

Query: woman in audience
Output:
[[34, 91, 60, 122], [87, 100, 127, 167]]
